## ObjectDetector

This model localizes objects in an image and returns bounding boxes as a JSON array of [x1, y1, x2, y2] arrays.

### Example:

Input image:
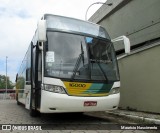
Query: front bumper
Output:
[[40, 90, 120, 113]]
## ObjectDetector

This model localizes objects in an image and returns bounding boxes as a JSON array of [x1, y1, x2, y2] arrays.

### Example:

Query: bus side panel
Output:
[[25, 85, 31, 109], [16, 44, 32, 107]]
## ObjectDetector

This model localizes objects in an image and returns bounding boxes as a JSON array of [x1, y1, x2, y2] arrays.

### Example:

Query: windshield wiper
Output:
[[90, 58, 109, 82], [71, 42, 84, 81], [88, 45, 108, 82], [97, 62, 108, 82]]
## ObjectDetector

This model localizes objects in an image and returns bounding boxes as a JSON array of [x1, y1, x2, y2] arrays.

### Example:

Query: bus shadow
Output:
[[37, 112, 115, 130], [39, 112, 112, 123]]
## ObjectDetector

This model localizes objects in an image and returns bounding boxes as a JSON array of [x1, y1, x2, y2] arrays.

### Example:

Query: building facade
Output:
[[89, 0, 160, 113]]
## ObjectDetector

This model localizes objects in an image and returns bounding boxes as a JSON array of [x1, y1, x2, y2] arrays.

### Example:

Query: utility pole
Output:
[[6, 56, 8, 99]]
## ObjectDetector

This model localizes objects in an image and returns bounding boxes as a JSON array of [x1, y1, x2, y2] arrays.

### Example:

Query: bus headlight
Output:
[[44, 84, 66, 94], [109, 87, 120, 95]]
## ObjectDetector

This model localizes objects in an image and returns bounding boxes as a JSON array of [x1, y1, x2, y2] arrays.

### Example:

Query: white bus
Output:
[[15, 14, 130, 116]]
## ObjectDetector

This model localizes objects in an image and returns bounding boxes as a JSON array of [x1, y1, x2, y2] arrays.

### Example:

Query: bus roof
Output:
[[43, 14, 110, 40]]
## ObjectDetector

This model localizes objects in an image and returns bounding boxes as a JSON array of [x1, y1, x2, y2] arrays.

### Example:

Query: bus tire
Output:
[[30, 108, 41, 117], [30, 108, 37, 117]]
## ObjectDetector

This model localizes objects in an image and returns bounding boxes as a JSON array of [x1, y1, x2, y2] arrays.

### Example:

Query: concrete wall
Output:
[[90, 0, 160, 51], [118, 43, 160, 113], [89, 0, 160, 113]]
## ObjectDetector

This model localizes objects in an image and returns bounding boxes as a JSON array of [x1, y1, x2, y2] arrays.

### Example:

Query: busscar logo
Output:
[[69, 83, 86, 88]]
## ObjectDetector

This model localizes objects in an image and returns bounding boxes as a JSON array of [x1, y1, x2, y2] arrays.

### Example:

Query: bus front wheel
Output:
[[30, 108, 41, 117], [30, 108, 37, 117]]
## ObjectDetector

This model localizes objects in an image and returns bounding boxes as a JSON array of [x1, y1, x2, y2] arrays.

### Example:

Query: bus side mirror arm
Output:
[[111, 36, 130, 54]]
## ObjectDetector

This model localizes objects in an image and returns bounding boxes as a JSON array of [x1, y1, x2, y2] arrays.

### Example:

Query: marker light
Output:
[[109, 87, 120, 95]]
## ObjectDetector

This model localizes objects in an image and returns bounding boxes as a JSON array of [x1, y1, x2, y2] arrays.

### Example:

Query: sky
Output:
[[0, 0, 107, 83]]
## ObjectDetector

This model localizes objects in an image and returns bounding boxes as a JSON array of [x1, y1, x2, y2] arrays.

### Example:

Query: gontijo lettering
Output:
[[69, 83, 86, 88]]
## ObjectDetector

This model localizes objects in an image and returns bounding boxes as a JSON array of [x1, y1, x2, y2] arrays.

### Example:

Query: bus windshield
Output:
[[45, 32, 119, 82]]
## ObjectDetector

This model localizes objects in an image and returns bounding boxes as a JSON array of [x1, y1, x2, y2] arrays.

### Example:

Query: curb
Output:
[[106, 111, 160, 125]]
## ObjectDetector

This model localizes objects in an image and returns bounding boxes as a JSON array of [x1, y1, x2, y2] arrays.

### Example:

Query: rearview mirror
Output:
[[37, 20, 46, 42], [111, 36, 130, 54]]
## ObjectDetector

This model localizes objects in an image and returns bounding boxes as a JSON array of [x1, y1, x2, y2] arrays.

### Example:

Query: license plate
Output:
[[84, 101, 97, 106]]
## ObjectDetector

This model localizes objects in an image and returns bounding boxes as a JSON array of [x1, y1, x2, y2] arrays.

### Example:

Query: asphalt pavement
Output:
[[0, 100, 159, 133]]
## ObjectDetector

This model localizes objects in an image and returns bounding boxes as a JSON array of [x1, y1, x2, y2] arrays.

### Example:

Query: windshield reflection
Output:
[[45, 32, 119, 82]]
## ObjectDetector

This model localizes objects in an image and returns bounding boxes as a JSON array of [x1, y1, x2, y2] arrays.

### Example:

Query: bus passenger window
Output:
[[26, 68, 31, 85]]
